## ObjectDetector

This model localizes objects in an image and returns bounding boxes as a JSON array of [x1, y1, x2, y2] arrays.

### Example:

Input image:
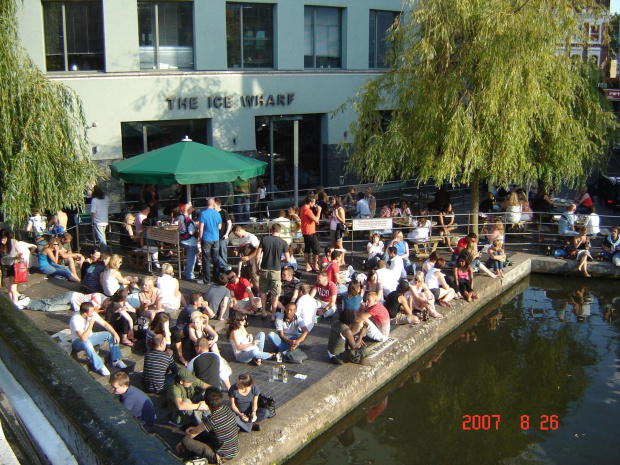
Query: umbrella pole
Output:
[[186, 184, 192, 205]]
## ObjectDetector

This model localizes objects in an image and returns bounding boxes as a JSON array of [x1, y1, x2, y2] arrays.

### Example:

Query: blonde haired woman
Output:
[[502, 192, 522, 225], [37, 237, 80, 282], [188, 311, 220, 355], [101, 254, 138, 297], [138, 275, 163, 321], [157, 263, 186, 311], [119, 213, 141, 251]]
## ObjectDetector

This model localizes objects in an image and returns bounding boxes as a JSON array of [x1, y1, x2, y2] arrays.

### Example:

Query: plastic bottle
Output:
[[282, 365, 288, 384]]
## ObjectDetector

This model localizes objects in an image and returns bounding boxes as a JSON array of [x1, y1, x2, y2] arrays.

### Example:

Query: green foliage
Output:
[[0, 1, 100, 228], [344, 0, 618, 193]]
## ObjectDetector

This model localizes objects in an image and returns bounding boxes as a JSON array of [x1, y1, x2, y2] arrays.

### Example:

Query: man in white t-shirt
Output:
[[70, 301, 127, 376], [135, 204, 150, 235], [375, 260, 400, 299], [387, 247, 407, 279], [90, 185, 110, 253], [294, 284, 319, 332]]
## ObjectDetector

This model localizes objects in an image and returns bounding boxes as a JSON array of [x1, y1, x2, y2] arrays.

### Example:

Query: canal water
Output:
[[288, 275, 620, 465]]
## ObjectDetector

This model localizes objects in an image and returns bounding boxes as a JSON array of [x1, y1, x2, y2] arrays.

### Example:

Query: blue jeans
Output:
[[27, 291, 75, 312], [201, 240, 220, 284], [94, 224, 108, 253], [182, 243, 198, 280], [235, 332, 272, 363], [40, 263, 74, 280], [236, 198, 250, 223], [218, 238, 229, 272], [72, 331, 122, 371], [267, 331, 301, 353]]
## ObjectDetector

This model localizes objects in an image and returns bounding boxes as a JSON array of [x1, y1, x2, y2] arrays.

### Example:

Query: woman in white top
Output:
[[407, 216, 431, 243], [503, 192, 522, 225], [329, 196, 347, 250], [424, 258, 455, 307], [101, 254, 138, 297], [157, 263, 187, 311], [366, 233, 386, 269], [187, 311, 220, 355], [584, 205, 600, 237], [226, 312, 274, 366], [517, 192, 533, 221], [407, 271, 442, 318], [0, 230, 37, 304]]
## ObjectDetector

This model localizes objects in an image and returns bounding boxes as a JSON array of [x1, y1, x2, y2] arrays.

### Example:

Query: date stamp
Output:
[[462, 414, 559, 431]]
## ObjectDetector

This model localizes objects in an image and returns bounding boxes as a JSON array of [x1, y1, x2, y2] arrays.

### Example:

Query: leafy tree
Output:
[[343, 0, 618, 227], [0, 1, 99, 229]]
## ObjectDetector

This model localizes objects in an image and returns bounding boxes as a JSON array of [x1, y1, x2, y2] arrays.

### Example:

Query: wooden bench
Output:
[[409, 236, 441, 259]]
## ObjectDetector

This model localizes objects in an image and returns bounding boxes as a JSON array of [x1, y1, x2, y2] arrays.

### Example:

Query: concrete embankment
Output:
[[230, 254, 620, 465]]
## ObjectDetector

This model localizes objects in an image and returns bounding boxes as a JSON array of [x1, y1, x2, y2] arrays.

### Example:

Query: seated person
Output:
[[375, 260, 399, 300], [268, 303, 309, 353], [203, 274, 231, 320], [58, 232, 84, 277], [452, 233, 477, 262], [228, 374, 273, 433], [479, 192, 495, 213], [384, 280, 420, 325], [328, 309, 369, 365], [38, 237, 80, 282], [355, 291, 390, 342], [177, 387, 239, 463], [309, 272, 338, 318], [226, 270, 261, 314], [294, 284, 319, 332], [407, 216, 431, 243], [101, 254, 139, 297], [157, 263, 186, 311], [558, 204, 579, 236], [366, 233, 387, 270], [80, 247, 100, 280], [387, 246, 407, 280], [355, 192, 371, 219], [187, 337, 223, 390], [601, 226, 620, 264], [110, 372, 156, 432], [167, 367, 210, 428], [277, 266, 301, 309], [143, 334, 178, 394], [138, 276, 164, 322], [187, 311, 220, 356], [119, 213, 142, 251], [324, 250, 348, 295], [425, 258, 456, 307]]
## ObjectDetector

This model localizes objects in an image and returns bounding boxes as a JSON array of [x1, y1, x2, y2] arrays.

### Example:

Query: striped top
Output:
[[203, 405, 239, 460], [143, 350, 178, 393]]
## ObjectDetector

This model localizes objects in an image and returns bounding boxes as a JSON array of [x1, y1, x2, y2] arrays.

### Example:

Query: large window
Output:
[[369, 10, 398, 69], [304, 6, 341, 69], [226, 3, 274, 69], [138, 2, 194, 70], [43, 1, 104, 72]]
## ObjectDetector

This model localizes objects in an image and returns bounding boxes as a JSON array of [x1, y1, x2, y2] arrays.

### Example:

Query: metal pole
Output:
[[186, 184, 192, 205], [294, 120, 299, 207], [269, 117, 274, 196]]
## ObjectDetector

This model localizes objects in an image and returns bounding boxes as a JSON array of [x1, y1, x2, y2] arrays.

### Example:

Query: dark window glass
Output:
[[226, 3, 274, 69], [138, 2, 194, 70], [369, 10, 398, 69], [304, 6, 341, 69], [43, 1, 104, 72]]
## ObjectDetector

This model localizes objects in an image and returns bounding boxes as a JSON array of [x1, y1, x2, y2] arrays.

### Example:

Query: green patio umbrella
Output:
[[109, 137, 267, 202]]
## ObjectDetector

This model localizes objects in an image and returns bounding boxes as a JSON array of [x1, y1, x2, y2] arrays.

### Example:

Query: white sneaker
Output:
[[99, 366, 111, 376], [112, 359, 127, 369], [16, 297, 30, 309]]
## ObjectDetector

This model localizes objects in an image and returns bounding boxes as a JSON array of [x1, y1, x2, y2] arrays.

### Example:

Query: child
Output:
[[487, 238, 506, 278], [453, 255, 478, 302]]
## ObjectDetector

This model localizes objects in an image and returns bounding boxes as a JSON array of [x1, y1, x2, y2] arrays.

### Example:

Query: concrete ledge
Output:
[[0, 295, 182, 465], [231, 254, 534, 465]]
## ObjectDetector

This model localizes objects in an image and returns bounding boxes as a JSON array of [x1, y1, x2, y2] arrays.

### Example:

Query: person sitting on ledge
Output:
[[328, 309, 370, 365], [355, 291, 390, 342], [110, 371, 156, 433], [384, 279, 420, 325], [601, 226, 620, 266], [167, 367, 210, 428]]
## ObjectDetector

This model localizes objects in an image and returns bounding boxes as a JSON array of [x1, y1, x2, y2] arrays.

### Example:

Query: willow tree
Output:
[[0, 1, 99, 228], [344, 0, 617, 228]]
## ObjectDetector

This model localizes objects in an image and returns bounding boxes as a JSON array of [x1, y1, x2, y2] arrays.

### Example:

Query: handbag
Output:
[[284, 348, 308, 364], [13, 261, 28, 284], [257, 394, 276, 418]]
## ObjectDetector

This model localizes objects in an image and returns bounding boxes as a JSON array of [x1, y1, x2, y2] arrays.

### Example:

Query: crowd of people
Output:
[[2, 180, 620, 464]]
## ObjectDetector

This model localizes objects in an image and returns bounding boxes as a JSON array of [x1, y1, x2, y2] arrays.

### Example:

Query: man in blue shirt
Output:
[[198, 198, 222, 284], [558, 203, 579, 236], [110, 371, 156, 432]]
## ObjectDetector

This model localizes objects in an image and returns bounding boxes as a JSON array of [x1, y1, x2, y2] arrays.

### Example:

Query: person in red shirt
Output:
[[452, 232, 477, 262], [300, 195, 322, 272], [355, 291, 390, 340], [226, 270, 260, 314], [324, 250, 348, 295], [310, 272, 337, 318]]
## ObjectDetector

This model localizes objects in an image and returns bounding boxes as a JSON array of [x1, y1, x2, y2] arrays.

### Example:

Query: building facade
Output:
[[17, 0, 405, 202]]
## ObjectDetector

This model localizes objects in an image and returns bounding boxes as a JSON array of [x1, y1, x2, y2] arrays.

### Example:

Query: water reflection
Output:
[[289, 275, 620, 465]]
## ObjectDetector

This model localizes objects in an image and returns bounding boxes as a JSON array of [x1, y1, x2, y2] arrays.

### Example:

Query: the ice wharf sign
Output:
[[165, 93, 295, 110]]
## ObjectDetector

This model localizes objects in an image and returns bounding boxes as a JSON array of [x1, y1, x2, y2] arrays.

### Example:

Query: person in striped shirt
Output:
[[143, 334, 178, 394], [178, 387, 239, 463]]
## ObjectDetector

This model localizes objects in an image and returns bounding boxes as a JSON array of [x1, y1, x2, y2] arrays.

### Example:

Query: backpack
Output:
[[284, 348, 307, 364]]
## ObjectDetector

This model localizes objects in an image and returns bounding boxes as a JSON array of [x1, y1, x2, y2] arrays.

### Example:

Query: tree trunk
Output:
[[469, 170, 480, 234]]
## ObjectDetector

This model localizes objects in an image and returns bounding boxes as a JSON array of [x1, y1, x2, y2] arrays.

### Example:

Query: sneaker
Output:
[[16, 297, 30, 309], [112, 359, 127, 369], [99, 366, 111, 376]]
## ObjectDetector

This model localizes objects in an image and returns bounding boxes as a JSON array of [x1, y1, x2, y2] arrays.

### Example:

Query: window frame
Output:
[[304, 6, 342, 69], [368, 9, 398, 69], [226, 2, 275, 69]]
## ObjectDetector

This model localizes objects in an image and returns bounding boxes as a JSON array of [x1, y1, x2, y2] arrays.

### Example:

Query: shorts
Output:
[[430, 288, 441, 301], [6, 264, 15, 278], [259, 269, 282, 296], [303, 234, 320, 255], [391, 313, 411, 325], [329, 228, 343, 243]]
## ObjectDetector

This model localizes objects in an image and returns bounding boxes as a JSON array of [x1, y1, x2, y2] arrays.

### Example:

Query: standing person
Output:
[[178, 203, 199, 282], [256, 223, 290, 321], [222, 181, 234, 213], [233, 176, 251, 223], [255, 178, 268, 221], [214, 198, 232, 275], [70, 302, 127, 376], [198, 198, 222, 285], [231, 225, 260, 288], [329, 196, 347, 251], [110, 372, 156, 432], [141, 184, 159, 221], [365, 186, 377, 218], [178, 387, 239, 464], [0, 230, 36, 305], [90, 185, 109, 253], [300, 194, 322, 272]]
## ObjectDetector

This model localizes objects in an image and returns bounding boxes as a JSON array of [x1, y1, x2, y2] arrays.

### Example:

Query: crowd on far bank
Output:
[[1, 179, 620, 464]]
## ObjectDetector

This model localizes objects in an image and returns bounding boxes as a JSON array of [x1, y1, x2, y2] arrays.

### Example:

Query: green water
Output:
[[288, 275, 620, 465]]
